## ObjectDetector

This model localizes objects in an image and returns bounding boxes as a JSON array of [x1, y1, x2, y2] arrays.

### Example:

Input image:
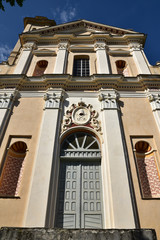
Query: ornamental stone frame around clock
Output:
[[61, 100, 102, 134]]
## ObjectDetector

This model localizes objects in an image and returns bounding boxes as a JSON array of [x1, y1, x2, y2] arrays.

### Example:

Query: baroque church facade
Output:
[[0, 16, 160, 238]]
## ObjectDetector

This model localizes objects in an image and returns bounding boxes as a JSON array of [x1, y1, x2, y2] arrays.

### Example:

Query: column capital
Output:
[[23, 42, 37, 51], [98, 89, 119, 110], [44, 88, 64, 109], [129, 43, 143, 51], [94, 41, 107, 51], [58, 41, 70, 50], [146, 90, 160, 111], [0, 89, 19, 109]]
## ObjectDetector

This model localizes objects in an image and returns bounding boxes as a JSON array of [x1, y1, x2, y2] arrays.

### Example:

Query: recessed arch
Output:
[[55, 129, 104, 228], [135, 141, 151, 154], [116, 60, 129, 76], [61, 131, 101, 159], [134, 140, 160, 198], [60, 126, 103, 145], [33, 60, 48, 76], [0, 141, 27, 197]]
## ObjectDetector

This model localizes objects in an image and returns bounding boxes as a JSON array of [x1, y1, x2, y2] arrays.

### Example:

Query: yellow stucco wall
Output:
[[109, 54, 139, 76], [27, 53, 56, 76], [121, 97, 160, 238], [0, 97, 44, 226]]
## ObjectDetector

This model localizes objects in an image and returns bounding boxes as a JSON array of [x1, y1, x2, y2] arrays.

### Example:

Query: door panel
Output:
[[81, 163, 103, 228], [55, 160, 103, 228]]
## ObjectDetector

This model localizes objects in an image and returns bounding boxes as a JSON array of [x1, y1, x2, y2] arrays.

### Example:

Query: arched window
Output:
[[33, 60, 48, 76], [0, 141, 27, 197], [55, 132, 103, 229], [116, 60, 129, 76], [135, 141, 160, 198], [73, 56, 90, 77]]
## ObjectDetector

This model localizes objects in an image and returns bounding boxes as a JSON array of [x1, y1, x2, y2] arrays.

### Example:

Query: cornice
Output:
[[19, 32, 145, 47], [0, 74, 160, 91], [24, 19, 138, 35], [18, 90, 146, 98]]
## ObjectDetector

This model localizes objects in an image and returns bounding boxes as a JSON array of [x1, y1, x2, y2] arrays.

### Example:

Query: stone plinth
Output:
[[0, 228, 157, 240]]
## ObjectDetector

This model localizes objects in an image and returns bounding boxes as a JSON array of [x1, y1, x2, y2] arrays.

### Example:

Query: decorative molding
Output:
[[1, 74, 160, 91], [98, 90, 119, 110], [38, 20, 135, 37], [147, 92, 160, 111], [33, 49, 56, 56], [58, 42, 69, 50], [23, 42, 37, 51], [69, 45, 94, 52], [0, 90, 18, 109], [61, 100, 102, 134], [130, 43, 143, 51], [61, 150, 101, 158], [44, 89, 64, 109], [94, 43, 107, 50], [108, 49, 131, 56]]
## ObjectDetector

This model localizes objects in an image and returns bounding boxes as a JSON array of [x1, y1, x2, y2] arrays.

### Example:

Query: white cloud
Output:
[[0, 44, 12, 62], [51, 4, 77, 24]]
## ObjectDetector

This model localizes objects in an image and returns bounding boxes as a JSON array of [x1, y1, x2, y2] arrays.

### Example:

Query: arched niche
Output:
[[33, 60, 48, 76], [0, 141, 27, 197]]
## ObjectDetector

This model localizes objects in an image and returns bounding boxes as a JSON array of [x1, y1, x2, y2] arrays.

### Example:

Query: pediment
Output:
[[25, 19, 139, 37], [33, 48, 56, 56], [108, 48, 131, 56]]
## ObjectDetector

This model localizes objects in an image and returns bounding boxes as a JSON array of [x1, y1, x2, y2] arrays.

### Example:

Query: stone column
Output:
[[94, 41, 110, 74], [54, 41, 69, 74], [130, 43, 151, 74], [25, 88, 64, 227], [99, 89, 135, 228], [147, 91, 160, 132], [14, 42, 36, 74], [0, 89, 18, 143]]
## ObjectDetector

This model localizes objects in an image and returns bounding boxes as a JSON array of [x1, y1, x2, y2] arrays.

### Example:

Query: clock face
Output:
[[72, 106, 91, 125]]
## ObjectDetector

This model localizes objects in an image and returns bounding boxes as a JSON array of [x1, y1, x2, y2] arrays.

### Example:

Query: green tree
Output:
[[0, 0, 24, 11]]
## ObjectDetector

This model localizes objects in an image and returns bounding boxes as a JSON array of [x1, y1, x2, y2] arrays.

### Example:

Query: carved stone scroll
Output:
[[62, 100, 102, 134]]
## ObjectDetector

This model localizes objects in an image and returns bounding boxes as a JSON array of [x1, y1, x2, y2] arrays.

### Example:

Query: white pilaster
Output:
[[0, 89, 18, 142], [25, 88, 64, 227], [147, 91, 160, 132], [94, 41, 110, 74], [99, 89, 135, 228], [130, 43, 151, 74], [14, 42, 36, 74], [54, 41, 69, 74]]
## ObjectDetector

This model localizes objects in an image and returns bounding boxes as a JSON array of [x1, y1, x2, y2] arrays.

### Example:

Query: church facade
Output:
[[0, 16, 160, 237]]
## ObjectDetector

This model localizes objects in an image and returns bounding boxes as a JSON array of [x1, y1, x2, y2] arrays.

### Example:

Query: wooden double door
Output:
[[55, 160, 103, 228]]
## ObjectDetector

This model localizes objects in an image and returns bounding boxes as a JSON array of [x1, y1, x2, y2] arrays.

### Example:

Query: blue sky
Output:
[[0, 0, 160, 65]]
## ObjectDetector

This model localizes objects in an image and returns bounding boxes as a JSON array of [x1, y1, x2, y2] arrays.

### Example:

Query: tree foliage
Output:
[[0, 0, 24, 11]]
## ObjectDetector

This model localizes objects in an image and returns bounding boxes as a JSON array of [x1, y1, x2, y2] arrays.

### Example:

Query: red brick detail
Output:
[[136, 153, 160, 198], [0, 155, 25, 196]]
